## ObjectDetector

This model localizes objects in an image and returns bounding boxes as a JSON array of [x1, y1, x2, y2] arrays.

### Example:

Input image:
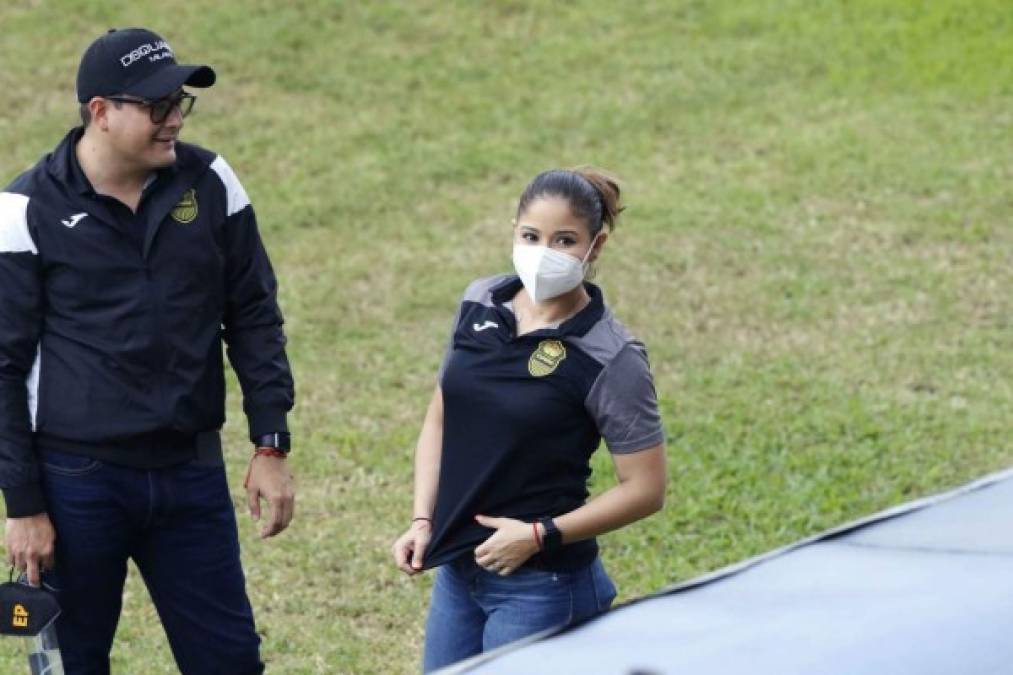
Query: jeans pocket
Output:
[[41, 450, 102, 477], [590, 559, 618, 612]]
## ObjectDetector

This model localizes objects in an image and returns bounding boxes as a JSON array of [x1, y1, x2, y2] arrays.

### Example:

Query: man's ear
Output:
[[88, 97, 111, 131]]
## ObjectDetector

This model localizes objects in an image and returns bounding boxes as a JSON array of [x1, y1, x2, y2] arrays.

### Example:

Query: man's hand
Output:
[[245, 454, 295, 538], [5, 513, 56, 586]]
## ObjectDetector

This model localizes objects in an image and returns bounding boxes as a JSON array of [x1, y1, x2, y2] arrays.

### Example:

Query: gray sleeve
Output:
[[436, 301, 463, 384], [585, 342, 665, 454]]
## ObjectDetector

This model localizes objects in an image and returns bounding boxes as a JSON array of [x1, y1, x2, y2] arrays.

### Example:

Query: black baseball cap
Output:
[[76, 28, 216, 104]]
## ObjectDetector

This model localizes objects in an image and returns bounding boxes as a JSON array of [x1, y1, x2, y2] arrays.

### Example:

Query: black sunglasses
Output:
[[105, 92, 196, 125]]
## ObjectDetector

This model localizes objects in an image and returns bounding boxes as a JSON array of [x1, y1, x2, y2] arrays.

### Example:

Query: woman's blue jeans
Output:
[[423, 555, 617, 672]]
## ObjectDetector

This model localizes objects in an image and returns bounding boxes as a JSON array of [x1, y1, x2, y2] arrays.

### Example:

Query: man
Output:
[[0, 28, 295, 674]]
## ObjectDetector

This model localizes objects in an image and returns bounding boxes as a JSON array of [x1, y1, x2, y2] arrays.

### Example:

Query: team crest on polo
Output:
[[528, 340, 566, 377], [171, 189, 198, 223]]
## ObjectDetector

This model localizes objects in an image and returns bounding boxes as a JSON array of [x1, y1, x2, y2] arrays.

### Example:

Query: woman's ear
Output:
[[588, 231, 608, 263]]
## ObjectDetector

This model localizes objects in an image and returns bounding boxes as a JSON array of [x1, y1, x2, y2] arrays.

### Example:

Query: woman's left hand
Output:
[[473, 515, 541, 576]]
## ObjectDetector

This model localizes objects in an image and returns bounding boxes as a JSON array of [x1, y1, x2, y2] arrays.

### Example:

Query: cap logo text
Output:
[[120, 41, 174, 68]]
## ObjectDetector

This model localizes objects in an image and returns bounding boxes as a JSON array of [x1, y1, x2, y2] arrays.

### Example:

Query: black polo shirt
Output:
[[424, 274, 665, 572]]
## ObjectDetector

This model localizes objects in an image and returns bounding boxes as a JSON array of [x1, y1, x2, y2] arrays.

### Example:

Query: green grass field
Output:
[[1, 1, 1010, 672]]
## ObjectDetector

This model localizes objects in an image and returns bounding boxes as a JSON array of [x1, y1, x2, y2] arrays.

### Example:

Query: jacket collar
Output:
[[45, 126, 179, 197], [46, 127, 93, 195]]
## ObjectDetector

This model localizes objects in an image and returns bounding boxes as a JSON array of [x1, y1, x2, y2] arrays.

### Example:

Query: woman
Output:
[[392, 168, 667, 672]]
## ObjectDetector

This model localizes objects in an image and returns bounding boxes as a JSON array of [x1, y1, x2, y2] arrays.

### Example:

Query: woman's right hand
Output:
[[392, 519, 432, 576]]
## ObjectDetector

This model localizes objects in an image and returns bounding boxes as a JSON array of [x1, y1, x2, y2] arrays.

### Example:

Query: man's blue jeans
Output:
[[423, 556, 617, 672], [39, 448, 263, 675]]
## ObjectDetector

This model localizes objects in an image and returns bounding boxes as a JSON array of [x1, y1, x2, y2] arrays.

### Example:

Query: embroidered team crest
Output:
[[171, 189, 198, 223], [528, 339, 566, 377]]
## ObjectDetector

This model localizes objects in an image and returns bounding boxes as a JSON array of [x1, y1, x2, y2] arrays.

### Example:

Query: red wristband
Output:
[[254, 447, 288, 459], [532, 522, 544, 551]]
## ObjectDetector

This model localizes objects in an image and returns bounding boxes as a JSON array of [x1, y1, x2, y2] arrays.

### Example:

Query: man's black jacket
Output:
[[0, 128, 294, 517]]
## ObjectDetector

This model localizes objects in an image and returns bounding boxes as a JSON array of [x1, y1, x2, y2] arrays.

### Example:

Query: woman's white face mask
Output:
[[512, 233, 600, 304]]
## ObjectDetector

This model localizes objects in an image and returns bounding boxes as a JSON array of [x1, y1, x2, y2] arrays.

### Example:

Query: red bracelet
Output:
[[254, 447, 288, 459], [243, 448, 288, 488], [412, 517, 432, 526], [532, 522, 544, 551]]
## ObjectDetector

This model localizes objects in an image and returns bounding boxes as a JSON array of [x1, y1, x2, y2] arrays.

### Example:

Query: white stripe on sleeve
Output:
[[27, 344, 40, 431], [209, 156, 252, 217], [0, 192, 36, 254]]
